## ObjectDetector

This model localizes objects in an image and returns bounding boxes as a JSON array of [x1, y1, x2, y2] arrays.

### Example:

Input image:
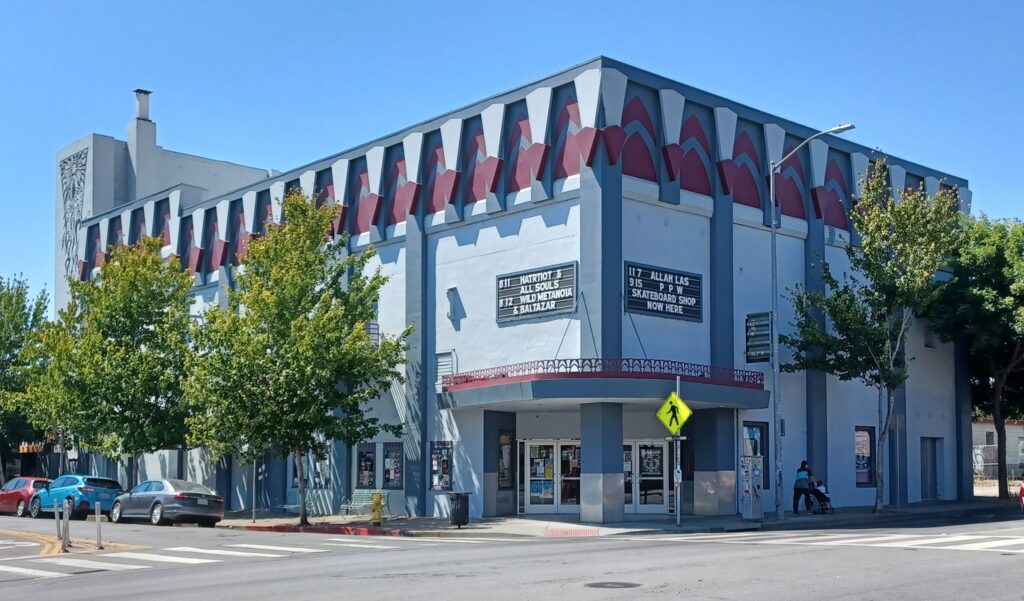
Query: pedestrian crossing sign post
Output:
[[656, 392, 692, 436], [658, 384, 692, 528]]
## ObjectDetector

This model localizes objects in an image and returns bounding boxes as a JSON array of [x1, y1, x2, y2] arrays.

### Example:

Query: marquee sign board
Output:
[[624, 261, 702, 322], [496, 262, 577, 323], [745, 312, 772, 363]]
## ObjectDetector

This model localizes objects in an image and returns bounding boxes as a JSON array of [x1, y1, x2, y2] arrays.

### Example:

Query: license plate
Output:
[[198, 499, 208, 506]]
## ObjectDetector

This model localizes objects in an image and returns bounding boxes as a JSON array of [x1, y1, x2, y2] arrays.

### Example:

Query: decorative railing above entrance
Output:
[[441, 358, 765, 391]]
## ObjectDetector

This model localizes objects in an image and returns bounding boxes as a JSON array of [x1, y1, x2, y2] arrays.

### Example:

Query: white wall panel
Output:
[[620, 198, 711, 364]]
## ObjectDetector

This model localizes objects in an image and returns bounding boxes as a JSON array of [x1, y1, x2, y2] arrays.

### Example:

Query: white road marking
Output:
[[0, 565, 70, 579], [749, 534, 855, 545], [165, 546, 284, 558], [811, 534, 921, 545], [874, 535, 982, 547], [0, 554, 44, 563], [322, 542, 399, 549], [406, 538, 489, 544], [664, 531, 777, 541], [943, 537, 1024, 551], [227, 544, 326, 553], [34, 557, 149, 571], [105, 552, 220, 564]]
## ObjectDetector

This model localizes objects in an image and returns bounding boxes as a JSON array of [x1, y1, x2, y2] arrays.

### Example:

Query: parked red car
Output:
[[0, 477, 51, 517]]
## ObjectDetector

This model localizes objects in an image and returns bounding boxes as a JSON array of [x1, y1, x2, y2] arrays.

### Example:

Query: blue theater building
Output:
[[54, 58, 973, 522]]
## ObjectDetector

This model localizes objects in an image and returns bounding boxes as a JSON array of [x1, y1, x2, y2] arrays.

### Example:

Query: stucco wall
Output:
[[904, 317, 957, 501], [733, 220, 807, 512], [426, 198, 581, 517], [428, 197, 582, 373], [620, 196, 711, 364]]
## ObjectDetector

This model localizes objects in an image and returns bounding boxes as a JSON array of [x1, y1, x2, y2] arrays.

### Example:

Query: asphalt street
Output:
[[1, 513, 1023, 600]]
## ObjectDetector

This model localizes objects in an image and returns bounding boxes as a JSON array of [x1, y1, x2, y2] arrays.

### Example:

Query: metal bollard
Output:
[[61, 499, 72, 552], [53, 499, 61, 540], [95, 501, 103, 550]]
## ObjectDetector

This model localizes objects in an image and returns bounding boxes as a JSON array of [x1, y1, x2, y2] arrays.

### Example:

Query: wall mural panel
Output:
[[59, 148, 89, 278]]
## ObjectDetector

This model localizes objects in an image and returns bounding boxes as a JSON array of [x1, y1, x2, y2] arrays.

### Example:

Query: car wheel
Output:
[[110, 502, 123, 524], [150, 503, 166, 526], [68, 498, 86, 520], [29, 497, 41, 519], [16, 500, 27, 518]]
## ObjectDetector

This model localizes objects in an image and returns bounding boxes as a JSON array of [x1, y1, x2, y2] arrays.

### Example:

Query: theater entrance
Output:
[[522, 440, 581, 514], [624, 440, 670, 514]]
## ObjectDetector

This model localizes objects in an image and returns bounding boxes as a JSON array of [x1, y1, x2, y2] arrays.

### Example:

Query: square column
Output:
[[580, 402, 624, 523], [693, 409, 737, 516]]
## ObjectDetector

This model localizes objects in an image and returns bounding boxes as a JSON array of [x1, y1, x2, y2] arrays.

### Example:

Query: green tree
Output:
[[72, 237, 195, 460], [13, 238, 194, 476], [7, 309, 82, 474], [928, 216, 1024, 499], [782, 160, 962, 512], [185, 190, 408, 525], [0, 274, 48, 481]]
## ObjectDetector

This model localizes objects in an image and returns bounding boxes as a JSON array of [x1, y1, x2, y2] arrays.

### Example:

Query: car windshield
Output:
[[167, 480, 215, 495], [32, 481, 47, 490], [85, 478, 121, 490]]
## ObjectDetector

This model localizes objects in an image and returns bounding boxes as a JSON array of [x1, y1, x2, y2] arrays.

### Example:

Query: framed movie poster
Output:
[[430, 441, 453, 491], [382, 442, 403, 490], [356, 443, 376, 489], [498, 430, 513, 490]]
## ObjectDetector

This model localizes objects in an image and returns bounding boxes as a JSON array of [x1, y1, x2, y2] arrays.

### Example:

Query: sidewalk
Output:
[[217, 498, 1020, 538]]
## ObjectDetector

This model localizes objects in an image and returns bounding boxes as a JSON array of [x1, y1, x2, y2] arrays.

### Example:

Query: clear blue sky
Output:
[[2, 1, 1021, 309]]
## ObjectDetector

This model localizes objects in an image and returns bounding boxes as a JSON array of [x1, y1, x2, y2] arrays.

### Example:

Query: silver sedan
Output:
[[110, 479, 224, 527]]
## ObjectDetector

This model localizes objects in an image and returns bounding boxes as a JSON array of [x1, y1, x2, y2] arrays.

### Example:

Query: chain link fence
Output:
[[970, 444, 1019, 487]]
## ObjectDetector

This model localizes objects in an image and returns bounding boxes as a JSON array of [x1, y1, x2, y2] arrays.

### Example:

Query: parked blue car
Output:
[[29, 474, 123, 520]]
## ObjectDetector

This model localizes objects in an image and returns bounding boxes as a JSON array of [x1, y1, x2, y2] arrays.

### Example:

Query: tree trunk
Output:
[[874, 385, 886, 513], [991, 379, 1010, 499], [294, 448, 308, 526]]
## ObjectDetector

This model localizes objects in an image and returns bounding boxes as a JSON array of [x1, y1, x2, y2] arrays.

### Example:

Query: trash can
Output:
[[448, 492, 470, 528]]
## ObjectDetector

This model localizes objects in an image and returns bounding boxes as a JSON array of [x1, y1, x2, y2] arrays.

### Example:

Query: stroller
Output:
[[808, 481, 835, 514]]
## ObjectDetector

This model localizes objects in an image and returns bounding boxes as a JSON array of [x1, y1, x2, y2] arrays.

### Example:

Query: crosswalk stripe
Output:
[[668, 532, 774, 541], [0, 565, 70, 579], [227, 544, 326, 553], [396, 538, 488, 544], [662, 534, 802, 544], [34, 557, 150, 571], [105, 552, 220, 564], [811, 534, 921, 545], [750, 534, 856, 545], [165, 547, 284, 558], [875, 535, 981, 547], [942, 538, 1024, 551], [322, 542, 399, 549]]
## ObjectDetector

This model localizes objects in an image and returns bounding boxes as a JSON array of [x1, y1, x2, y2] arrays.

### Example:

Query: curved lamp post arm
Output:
[[769, 122, 853, 523], [770, 124, 855, 176]]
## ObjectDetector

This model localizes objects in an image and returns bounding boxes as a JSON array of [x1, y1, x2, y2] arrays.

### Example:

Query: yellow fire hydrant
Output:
[[370, 492, 384, 526]]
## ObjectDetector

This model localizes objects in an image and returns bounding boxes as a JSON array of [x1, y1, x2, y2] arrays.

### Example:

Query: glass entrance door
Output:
[[523, 441, 580, 514], [624, 440, 669, 514]]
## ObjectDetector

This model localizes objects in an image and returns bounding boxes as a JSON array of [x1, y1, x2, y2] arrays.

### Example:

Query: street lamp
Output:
[[770, 123, 854, 522]]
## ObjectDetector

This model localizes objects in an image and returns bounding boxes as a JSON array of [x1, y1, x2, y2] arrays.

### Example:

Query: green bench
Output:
[[340, 489, 392, 517]]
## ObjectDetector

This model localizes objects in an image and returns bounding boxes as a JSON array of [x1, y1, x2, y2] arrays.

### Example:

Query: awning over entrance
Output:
[[439, 358, 768, 411]]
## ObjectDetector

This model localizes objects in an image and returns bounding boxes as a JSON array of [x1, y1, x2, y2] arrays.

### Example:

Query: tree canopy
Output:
[[928, 216, 1024, 498], [11, 238, 194, 468], [783, 160, 962, 511], [0, 274, 48, 480], [185, 190, 409, 524]]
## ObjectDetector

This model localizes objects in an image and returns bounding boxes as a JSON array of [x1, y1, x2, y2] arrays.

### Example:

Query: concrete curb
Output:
[[217, 523, 408, 537], [214, 503, 1021, 539], [759, 504, 1022, 532]]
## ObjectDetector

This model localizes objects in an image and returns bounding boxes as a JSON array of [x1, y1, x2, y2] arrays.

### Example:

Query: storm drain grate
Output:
[[585, 582, 641, 589]]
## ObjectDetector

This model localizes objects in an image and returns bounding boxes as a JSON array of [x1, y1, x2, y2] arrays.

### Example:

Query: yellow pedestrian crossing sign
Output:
[[656, 392, 692, 436]]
